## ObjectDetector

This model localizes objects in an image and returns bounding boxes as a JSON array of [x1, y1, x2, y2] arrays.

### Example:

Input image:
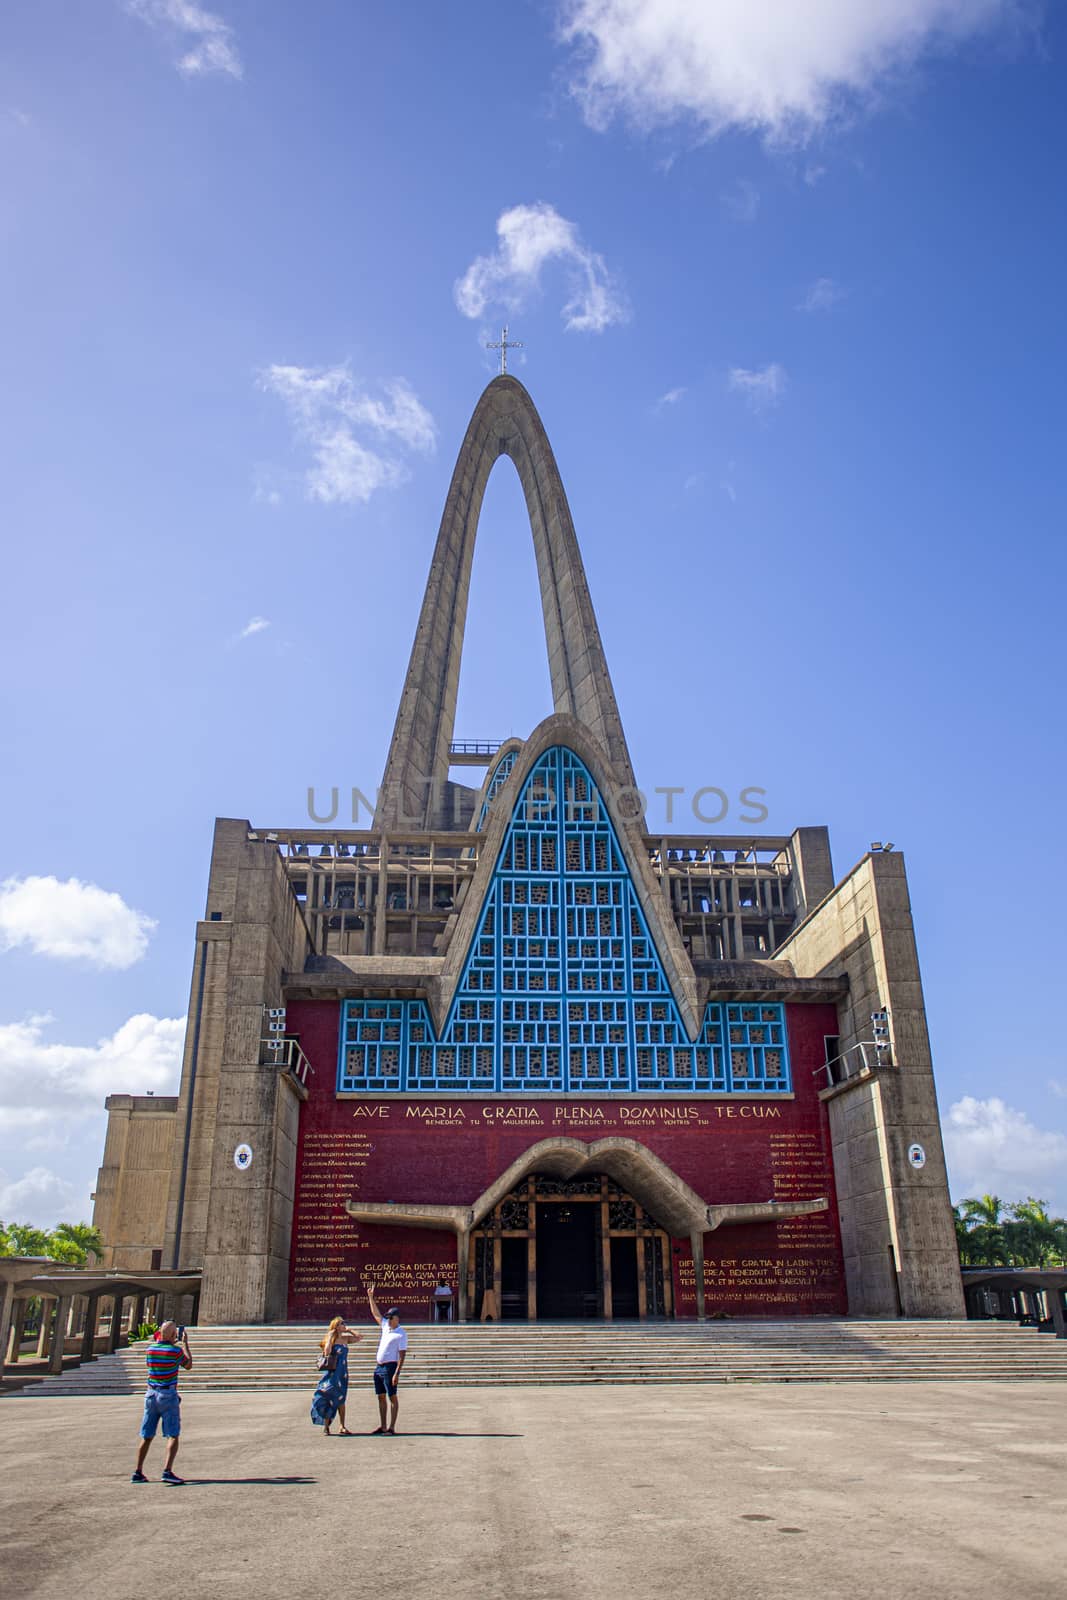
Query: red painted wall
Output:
[[286, 999, 846, 1322]]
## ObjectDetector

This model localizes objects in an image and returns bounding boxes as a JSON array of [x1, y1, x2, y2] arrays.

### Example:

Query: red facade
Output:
[[286, 999, 847, 1321]]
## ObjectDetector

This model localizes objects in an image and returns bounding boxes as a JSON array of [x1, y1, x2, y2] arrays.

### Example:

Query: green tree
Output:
[[955, 1195, 1009, 1265], [1003, 1198, 1059, 1268], [47, 1222, 103, 1266], [0, 1222, 52, 1257], [0, 1219, 104, 1264]]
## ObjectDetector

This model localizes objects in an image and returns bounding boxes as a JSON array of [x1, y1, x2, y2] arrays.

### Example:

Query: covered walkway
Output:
[[0, 1258, 201, 1389]]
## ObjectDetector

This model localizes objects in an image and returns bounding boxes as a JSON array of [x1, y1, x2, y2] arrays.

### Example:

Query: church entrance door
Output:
[[536, 1201, 598, 1319], [468, 1173, 673, 1322]]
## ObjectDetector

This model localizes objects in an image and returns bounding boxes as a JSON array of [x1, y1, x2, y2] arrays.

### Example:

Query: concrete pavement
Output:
[[2, 1382, 1064, 1600]]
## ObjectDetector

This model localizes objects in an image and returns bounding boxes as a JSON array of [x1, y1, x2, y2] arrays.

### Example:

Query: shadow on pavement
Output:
[[180, 1475, 318, 1486], [341, 1431, 523, 1439]]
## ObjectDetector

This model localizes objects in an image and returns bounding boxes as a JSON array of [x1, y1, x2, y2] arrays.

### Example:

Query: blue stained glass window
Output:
[[474, 748, 518, 832], [338, 747, 791, 1095]]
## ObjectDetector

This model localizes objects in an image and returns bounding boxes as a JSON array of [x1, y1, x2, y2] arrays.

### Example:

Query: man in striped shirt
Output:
[[131, 1321, 192, 1485]]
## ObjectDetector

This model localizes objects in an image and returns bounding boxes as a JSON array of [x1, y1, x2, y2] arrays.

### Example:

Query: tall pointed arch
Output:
[[375, 375, 636, 829]]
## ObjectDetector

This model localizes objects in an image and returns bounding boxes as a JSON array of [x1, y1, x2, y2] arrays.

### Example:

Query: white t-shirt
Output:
[[376, 1319, 408, 1364]]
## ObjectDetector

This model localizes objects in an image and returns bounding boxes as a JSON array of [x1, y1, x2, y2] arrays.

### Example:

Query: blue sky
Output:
[[1, 0, 1065, 1226]]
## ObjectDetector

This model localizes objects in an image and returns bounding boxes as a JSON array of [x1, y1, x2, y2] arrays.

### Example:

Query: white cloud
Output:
[[125, 0, 243, 79], [721, 177, 760, 222], [804, 163, 828, 186], [799, 276, 845, 312], [239, 616, 270, 639], [0, 876, 155, 970], [560, 0, 1019, 142], [1048, 1079, 1067, 1100], [0, 1013, 185, 1133], [0, 1166, 77, 1227], [455, 202, 628, 333], [944, 1096, 1067, 1210], [260, 365, 436, 507], [728, 363, 788, 411], [0, 1013, 185, 1226], [654, 386, 686, 410], [8, 107, 31, 128]]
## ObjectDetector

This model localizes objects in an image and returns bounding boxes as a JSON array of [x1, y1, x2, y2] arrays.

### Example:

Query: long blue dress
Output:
[[310, 1341, 349, 1426]]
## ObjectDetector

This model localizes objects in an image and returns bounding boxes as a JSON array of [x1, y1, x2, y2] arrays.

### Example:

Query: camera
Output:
[[177, 1326, 186, 1340]]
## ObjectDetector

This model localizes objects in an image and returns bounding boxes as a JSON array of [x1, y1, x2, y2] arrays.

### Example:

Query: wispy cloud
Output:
[[0, 1012, 185, 1226], [8, 107, 31, 128], [455, 202, 628, 333], [654, 386, 687, 410], [945, 1095, 1067, 1212], [125, 1, 243, 80], [728, 363, 788, 412], [560, 0, 1020, 143], [798, 276, 845, 312], [0, 1012, 184, 1135], [803, 163, 827, 186], [0, 1164, 77, 1224], [1049, 1079, 1067, 1100], [721, 177, 760, 222], [0, 876, 155, 970], [260, 364, 436, 507], [239, 616, 270, 639]]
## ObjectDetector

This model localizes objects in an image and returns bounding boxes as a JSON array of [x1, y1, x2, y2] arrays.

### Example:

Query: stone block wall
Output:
[[773, 852, 964, 1319], [93, 1095, 177, 1269]]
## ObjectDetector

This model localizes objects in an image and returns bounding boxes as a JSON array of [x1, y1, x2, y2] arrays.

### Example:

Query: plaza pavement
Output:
[[1, 1381, 1064, 1599]]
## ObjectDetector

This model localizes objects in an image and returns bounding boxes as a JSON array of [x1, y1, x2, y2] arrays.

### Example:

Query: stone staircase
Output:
[[12, 1320, 1067, 1395]]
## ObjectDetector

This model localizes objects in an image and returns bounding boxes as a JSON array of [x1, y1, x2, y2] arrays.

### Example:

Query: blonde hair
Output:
[[320, 1315, 345, 1352]]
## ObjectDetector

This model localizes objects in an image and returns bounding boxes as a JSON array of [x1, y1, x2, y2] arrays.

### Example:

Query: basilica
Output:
[[93, 374, 963, 1326]]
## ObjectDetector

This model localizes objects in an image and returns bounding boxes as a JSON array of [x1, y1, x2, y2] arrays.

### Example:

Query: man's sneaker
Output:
[[161, 1469, 185, 1486], [130, 1471, 148, 1483]]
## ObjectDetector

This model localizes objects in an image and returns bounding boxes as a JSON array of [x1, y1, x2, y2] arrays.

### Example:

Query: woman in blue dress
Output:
[[311, 1316, 362, 1434]]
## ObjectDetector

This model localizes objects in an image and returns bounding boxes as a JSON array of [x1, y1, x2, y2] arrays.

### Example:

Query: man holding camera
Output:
[[131, 1320, 192, 1485]]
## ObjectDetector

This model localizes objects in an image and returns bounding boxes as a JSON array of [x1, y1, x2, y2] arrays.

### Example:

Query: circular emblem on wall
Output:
[[233, 1142, 253, 1171], [907, 1143, 926, 1170]]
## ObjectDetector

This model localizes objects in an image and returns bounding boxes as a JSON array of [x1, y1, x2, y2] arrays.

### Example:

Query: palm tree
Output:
[[955, 1195, 1008, 1265], [0, 1222, 52, 1257], [48, 1222, 103, 1266], [960, 1194, 1004, 1229], [1004, 1198, 1059, 1268]]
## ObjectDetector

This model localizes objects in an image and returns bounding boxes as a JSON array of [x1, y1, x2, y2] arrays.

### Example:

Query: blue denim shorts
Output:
[[141, 1386, 181, 1439], [373, 1362, 398, 1397]]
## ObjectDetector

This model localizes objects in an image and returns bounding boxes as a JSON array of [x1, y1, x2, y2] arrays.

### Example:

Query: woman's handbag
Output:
[[317, 1344, 339, 1373]]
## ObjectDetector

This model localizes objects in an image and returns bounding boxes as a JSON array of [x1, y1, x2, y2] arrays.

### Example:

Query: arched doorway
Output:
[[469, 1173, 672, 1321]]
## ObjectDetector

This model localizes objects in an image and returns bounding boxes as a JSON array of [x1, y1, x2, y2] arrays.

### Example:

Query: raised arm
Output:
[[366, 1281, 383, 1325]]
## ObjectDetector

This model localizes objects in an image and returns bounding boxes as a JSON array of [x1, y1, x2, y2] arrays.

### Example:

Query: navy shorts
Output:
[[373, 1361, 399, 1397], [141, 1386, 181, 1439]]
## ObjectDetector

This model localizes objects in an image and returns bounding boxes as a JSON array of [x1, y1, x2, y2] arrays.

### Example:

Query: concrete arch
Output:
[[375, 376, 636, 829]]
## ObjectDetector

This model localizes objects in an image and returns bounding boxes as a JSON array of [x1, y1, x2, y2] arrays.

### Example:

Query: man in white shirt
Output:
[[366, 1282, 408, 1435]]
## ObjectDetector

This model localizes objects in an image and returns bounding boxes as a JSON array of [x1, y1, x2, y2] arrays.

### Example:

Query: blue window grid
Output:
[[475, 749, 519, 832], [337, 747, 792, 1095]]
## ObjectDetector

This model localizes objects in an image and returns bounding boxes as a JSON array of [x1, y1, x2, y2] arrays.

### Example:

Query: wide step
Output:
[[12, 1320, 1067, 1395]]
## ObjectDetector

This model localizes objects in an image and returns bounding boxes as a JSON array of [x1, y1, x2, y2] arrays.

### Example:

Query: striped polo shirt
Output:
[[145, 1341, 184, 1388]]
